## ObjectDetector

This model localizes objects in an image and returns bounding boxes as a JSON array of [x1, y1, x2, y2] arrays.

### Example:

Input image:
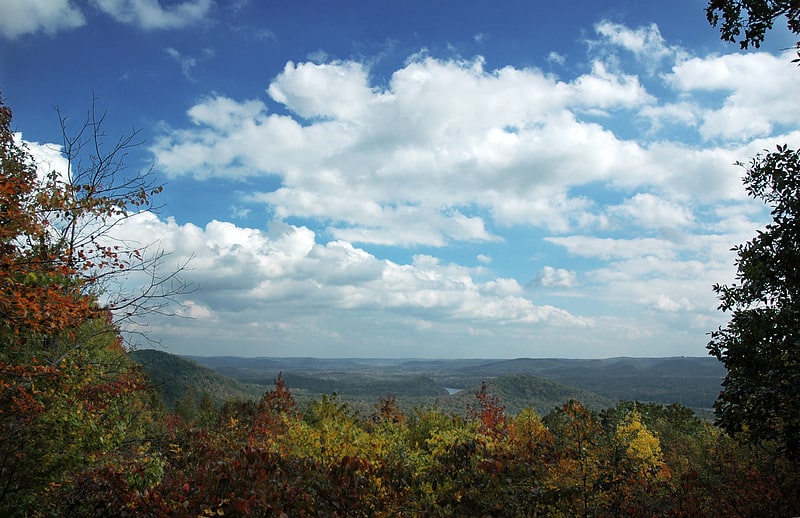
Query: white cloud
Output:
[[608, 193, 694, 229], [564, 60, 655, 110], [639, 101, 701, 132], [166, 47, 214, 81], [14, 134, 71, 183], [541, 218, 763, 334], [13, 19, 795, 358], [534, 266, 578, 287], [479, 278, 524, 296], [151, 54, 671, 245], [548, 52, 566, 66], [267, 60, 375, 121], [306, 49, 330, 63], [594, 20, 685, 71], [152, 45, 781, 253], [111, 213, 582, 331], [642, 294, 695, 312], [0, 0, 211, 39], [18, 21, 786, 356], [545, 236, 676, 261], [667, 50, 800, 140], [176, 300, 213, 319], [0, 0, 85, 39], [91, 0, 211, 30]]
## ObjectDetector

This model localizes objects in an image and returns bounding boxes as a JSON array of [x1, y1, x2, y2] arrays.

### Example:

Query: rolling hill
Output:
[[129, 349, 262, 409], [131, 351, 723, 416]]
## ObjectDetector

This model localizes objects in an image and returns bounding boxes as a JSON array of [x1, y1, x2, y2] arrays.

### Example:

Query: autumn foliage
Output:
[[33, 377, 794, 517], [1, 104, 90, 342], [1, 98, 164, 515]]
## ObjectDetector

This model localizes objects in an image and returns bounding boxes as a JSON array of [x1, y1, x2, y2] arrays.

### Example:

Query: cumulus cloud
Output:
[[151, 41, 798, 252], [110, 213, 583, 331], [565, 60, 655, 110], [150, 53, 688, 245], [642, 294, 695, 312], [16, 20, 795, 356], [0, 0, 85, 39], [594, 20, 686, 71], [667, 50, 800, 140], [608, 193, 694, 229], [14, 134, 71, 183], [544, 236, 677, 261]]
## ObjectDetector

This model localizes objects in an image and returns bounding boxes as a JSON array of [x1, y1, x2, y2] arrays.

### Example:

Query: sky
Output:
[[1, 0, 798, 359]]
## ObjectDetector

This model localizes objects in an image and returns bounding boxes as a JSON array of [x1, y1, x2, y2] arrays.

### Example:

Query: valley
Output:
[[134, 350, 725, 416]]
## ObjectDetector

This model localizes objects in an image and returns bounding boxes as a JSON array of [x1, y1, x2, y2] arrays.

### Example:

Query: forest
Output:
[[4, 353, 800, 516]]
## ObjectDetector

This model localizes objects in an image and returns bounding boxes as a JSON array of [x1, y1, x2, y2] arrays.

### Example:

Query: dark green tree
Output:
[[706, 0, 800, 48], [706, 0, 800, 463], [708, 145, 800, 459]]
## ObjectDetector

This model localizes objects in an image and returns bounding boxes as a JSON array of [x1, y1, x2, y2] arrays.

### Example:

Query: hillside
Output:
[[483, 374, 614, 414], [190, 355, 724, 412], [129, 349, 262, 409], [459, 357, 724, 409], [134, 352, 724, 415]]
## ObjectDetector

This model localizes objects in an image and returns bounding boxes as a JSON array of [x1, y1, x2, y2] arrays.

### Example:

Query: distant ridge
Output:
[[185, 355, 724, 413], [455, 356, 724, 409], [129, 349, 261, 409]]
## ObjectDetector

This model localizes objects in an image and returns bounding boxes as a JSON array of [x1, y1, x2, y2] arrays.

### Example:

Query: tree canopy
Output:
[[0, 97, 184, 514], [706, 0, 800, 463], [708, 145, 800, 459], [706, 0, 800, 48]]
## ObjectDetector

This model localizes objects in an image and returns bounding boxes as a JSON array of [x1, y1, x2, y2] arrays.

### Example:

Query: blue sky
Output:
[[2, 0, 798, 358]]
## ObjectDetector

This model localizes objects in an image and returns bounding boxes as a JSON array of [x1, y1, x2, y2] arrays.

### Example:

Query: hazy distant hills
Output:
[[457, 356, 726, 410], [130, 351, 725, 415]]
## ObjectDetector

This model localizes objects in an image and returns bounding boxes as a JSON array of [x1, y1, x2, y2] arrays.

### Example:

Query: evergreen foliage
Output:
[[708, 145, 800, 460], [706, 0, 800, 464]]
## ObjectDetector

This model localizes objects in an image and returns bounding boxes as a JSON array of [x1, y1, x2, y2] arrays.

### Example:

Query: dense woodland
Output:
[[3, 1, 800, 515], [5, 360, 800, 516]]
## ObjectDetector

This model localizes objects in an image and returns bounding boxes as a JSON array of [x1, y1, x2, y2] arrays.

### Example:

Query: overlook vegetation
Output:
[[31, 365, 800, 516]]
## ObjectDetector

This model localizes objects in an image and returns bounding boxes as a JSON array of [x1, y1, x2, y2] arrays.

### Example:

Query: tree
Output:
[[52, 99, 194, 342], [543, 401, 606, 518], [1, 97, 191, 350], [708, 145, 800, 460], [0, 96, 187, 513], [466, 381, 507, 438], [705, 0, 800, 463], [1, 105, 93, 348], [707, 0, 800, 467], [706, 0, 800, 49]]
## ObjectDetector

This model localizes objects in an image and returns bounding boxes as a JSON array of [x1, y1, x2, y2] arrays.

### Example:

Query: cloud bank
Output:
[[15, 21, 799, 357]]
